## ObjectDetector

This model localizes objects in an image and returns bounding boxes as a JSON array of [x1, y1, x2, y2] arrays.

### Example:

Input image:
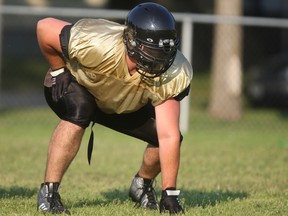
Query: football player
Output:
[[36, 2, 192, 214]]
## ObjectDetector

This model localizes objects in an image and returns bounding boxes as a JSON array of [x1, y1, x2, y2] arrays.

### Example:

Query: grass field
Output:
[[1, 72, 288, 216], [0, 105, 287, 216]]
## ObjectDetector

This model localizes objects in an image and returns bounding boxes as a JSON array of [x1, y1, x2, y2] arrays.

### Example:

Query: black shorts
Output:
[[44, 82, 161, 146]]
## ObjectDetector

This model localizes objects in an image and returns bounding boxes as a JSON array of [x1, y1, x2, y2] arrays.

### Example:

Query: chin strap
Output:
[[87, 122, 95, 165]]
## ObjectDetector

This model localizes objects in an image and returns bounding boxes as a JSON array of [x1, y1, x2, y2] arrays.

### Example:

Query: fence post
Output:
[[180, 18, 193, 133]]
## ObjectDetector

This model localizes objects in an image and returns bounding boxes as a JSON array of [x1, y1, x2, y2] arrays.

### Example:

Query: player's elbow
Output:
[[36, 17, 53, 36], [36, 18, 56, 50], [159, 132, 182, 147]]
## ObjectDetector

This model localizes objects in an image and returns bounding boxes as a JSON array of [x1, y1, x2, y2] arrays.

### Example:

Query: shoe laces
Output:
[[145, 187, 158, 206], [140, 180, 158, 206], [48, 192, 64, 212]]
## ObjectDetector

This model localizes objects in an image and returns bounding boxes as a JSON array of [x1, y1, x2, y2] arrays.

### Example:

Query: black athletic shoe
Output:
[[129, 176, 159, 210], [37, 182, 70, 215], [160, 189, 184, 214]]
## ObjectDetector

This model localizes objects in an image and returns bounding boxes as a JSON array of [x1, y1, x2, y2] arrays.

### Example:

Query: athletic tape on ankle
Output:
[[50, 68, 65, 77], [166, 190, 180, 196]]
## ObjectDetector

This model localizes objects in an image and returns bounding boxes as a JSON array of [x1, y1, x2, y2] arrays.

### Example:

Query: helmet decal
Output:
[[147, 38, 153, 43]]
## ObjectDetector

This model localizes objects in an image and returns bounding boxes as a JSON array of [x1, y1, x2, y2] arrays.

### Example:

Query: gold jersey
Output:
[[65, 18, 193, 114]]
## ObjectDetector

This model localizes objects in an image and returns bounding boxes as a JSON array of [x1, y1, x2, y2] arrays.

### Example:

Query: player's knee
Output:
[[46, 82, 97, 129], [67, 96, 96, 129]]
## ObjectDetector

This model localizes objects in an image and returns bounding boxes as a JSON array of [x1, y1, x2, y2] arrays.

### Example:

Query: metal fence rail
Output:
[[2, 5, 288, 27]]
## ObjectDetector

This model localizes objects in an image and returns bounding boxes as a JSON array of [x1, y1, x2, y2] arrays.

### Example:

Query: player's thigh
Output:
[[44, 81, 97, 128], [95, 104, 159, 146]]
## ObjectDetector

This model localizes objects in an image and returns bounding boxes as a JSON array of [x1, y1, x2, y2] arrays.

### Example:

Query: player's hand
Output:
[[160, 188, 184, 214], [51, 68, 72, 102]]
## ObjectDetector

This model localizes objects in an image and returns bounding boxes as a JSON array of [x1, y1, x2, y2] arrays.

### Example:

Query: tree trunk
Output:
[[209, 0, 243, 120]]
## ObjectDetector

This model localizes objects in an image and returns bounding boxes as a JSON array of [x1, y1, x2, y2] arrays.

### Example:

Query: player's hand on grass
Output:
[[160, 188, 184, 214], [50, 68, 72, 102]]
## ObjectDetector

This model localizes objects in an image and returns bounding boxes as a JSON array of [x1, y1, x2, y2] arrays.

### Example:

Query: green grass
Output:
[[1, 71, 288, 215], [0, 105, 287, 216]]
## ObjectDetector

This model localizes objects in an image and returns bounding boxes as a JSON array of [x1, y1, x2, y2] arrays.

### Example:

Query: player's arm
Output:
[[155, 98, 184, 213], [37, 18, 73, 102], [37, 17, 71, 69], [155, 98, 181, 190]]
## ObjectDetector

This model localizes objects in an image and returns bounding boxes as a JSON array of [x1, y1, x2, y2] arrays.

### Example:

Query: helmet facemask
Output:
[[124, 28, 179, 78]]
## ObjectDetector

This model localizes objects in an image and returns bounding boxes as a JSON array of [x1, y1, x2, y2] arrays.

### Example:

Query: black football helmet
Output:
[[124, 2, 179, 78]]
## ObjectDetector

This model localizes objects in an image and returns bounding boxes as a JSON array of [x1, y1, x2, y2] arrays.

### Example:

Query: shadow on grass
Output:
[[0, 186, 36, 199], [182, 189, 248, 208], [72, 188, 129, 208], [72, 188, 248, 209]]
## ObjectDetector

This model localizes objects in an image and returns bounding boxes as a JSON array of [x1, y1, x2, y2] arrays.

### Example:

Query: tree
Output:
[[209, 0, 243, 120]]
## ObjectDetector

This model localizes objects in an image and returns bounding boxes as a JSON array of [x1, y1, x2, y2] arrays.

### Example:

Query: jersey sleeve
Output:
[[59, 24, 73, 60], [146, 51, 193, 106], [174, 84, 190, 101]]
